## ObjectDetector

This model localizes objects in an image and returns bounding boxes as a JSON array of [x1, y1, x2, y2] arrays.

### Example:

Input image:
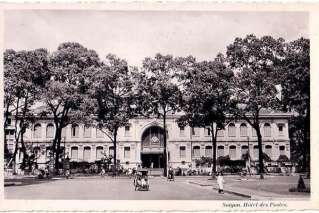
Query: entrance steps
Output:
[[149, 168, 164, 176]]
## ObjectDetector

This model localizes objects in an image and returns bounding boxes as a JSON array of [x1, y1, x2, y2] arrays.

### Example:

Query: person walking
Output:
[[217, 172, 224, 194]]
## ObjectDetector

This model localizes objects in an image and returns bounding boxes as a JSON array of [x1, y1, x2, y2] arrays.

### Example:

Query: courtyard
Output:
[[4, 175, 310, 200]]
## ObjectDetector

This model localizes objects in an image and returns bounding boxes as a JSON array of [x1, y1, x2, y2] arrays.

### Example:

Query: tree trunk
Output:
[[256, 128, 264, 179], [211, 125, 217, 179], [163, 111, 167, 177], [113, 130, 118, 175], [54, 127, 62, 175]]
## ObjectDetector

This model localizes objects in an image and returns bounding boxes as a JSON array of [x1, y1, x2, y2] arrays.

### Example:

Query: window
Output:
[[61, 127, 66, 138], [83, 126, 91, 138], [96, 146, 104, 159], [71, 124, 79, 138], [205, 146, 212, 157], [205, 127, 211, 136], [124, 147, 130, 159], [252, 128, 257, 137], [179, 126, 185, 136], [253, 145, 259, 160], [124, 126, 130, 137], [191, 127, 200, 136], [217, 130, 224, 137], [193, 146, 200, 157], [241, 145, 249, 156], [264, 123, 271, 137], [5, 129, 14, 139], [265, 145, 272, 159], [109, 146, 114, 157], [7, 118, 11, 126], [229, 145, 237, 160], [83, 146, 91, 161], [46, 123, 54, 138], [71, 147, 78, 160], [96, 128, 104, 138], [279, 145, 285, 155], [278, 124, 284, 136], [228, 123, 236, 137], [240, 123, 247, 137], [33, 124, 42, 138], [180, 146, 186, 158], [217, 146, 224, 157]]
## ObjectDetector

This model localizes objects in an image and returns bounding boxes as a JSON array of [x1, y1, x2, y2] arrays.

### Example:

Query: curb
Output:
[[4, 182, 22, 187], [188, 181, 251, 199]]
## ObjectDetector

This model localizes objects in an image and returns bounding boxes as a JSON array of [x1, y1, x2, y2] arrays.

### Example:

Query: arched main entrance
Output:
[[141, 126, 165, 168]]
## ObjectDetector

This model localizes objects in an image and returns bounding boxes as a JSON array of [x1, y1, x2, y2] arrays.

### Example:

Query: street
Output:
[[5, 176, 243, 200]]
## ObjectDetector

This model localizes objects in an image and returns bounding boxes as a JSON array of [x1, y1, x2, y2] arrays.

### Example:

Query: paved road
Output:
[[5, 176, 243, 200]]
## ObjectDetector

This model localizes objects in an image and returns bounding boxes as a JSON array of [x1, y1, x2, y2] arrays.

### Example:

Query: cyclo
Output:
[[133, 169, 149, 191]]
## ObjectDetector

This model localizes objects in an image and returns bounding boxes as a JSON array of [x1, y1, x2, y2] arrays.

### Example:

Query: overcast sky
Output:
[[5, 10, 308, 66]]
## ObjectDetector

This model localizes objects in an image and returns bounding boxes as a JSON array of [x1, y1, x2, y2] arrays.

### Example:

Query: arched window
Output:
[[96, 146, 104, 160], [241, 145, 249, 155], [205, 146, 212, 157], [253, 145, 259, 160], [83, 126, 91, 138], [264, 123, 271, 137], [217, 146, 224, 157], [193, 146, 200, 157], [46, 123, 54, 138], [109, 146, 114, 157], [71, 146, 78, 160], [124, 147, 130, 159], [228, 123, 236, 137], [180, 146, 186, 158], [33, 123, 42, 138], [83, 146, 91, 161], [265, 145, 272, 159], [229, 145, 237, 160], [240, 123, 247, 137], [71, 124, 79, 138], [279, 145, 285, 155]]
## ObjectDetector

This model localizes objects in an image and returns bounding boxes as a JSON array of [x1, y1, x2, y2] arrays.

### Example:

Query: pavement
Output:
[[4, 176, 242, 200], [4, 175, 310, 200], [187, 175, 310, 200]]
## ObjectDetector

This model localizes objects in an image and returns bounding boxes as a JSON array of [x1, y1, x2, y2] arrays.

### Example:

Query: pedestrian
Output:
[[217, 172, 224, 194]]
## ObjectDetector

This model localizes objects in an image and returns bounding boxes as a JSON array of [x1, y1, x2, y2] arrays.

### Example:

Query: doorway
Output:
[[141, 153, 164, 168]]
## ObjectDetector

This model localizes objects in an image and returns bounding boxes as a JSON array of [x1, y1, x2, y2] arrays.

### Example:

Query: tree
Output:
[[177, 54, 235, 178], [136, 53, 183, 176], [226, 34, 285, 179], [42, 42, 100, 174], [4, 49, 49, 171], [86, 54, 136, 174], [280, 38, 310, 172]]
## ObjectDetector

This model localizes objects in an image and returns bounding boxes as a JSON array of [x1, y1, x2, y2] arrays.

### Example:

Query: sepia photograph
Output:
[[2, 6, 312, 206]]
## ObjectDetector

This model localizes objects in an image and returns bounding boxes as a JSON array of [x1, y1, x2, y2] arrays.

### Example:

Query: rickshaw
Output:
[[133, 169, 149, 191]]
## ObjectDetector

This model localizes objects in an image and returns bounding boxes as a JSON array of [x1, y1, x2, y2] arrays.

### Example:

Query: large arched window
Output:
[[217, 146, 224, 157], [96, 146, 104, 160], [46, 123, 54, 138], [205, 146, 212, 157], [264, 123, 271, 137], [229, 145, 237, 160], [71, 124, 79, 138], [240, 123, 247, 137], [192, 146, 200, 157], [83, 146, 91, 161], [33, 123, 42, 138], [228, 123, 236, 137], [71, 146, 78, 160]]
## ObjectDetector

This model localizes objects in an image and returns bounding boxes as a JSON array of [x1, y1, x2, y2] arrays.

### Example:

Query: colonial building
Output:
[[5, 111, 291, 170]]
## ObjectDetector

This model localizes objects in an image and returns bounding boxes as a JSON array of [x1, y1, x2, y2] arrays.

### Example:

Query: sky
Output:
[[5, 10, 308, 66]]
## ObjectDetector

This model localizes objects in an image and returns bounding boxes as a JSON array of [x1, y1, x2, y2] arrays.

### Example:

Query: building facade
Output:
[[5, 112, 291, 170]]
